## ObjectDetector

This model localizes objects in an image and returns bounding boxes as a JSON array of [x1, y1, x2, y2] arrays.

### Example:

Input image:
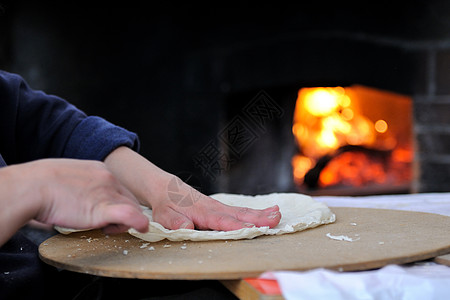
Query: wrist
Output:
[[104, 146, 174, 208], [0, 163, 43, 245], [9, 161, 46, 218]]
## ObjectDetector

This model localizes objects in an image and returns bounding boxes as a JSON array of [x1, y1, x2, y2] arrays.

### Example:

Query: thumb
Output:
[[101, 203, 149, 233]]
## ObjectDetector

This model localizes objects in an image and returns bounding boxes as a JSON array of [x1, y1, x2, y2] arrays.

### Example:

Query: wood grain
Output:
[[434, 254, 450, 266], [221, 280, 284, 300], [39, 207, 450, 280]]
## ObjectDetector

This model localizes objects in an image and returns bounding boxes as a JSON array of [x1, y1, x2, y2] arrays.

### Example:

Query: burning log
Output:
[[304, 145, 391, 189]]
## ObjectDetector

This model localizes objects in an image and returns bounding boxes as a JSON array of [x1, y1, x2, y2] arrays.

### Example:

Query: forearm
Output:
[[0, 164, 42, 246]]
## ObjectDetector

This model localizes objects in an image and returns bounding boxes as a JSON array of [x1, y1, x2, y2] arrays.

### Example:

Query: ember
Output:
[[292, 85, 413, 192]]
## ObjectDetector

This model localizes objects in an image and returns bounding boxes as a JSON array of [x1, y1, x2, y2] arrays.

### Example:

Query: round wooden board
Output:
[[435, 254, 450, 266], [39, 207, 450, 280]]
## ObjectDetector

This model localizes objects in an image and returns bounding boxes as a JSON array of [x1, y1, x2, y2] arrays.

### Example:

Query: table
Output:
[[223, 192, 450, 300]]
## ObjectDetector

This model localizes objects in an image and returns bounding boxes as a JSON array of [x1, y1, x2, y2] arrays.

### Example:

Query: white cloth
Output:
[[316, 192, 450, 217], [260, 193, 450, 300], [262, 263, 450, 300]]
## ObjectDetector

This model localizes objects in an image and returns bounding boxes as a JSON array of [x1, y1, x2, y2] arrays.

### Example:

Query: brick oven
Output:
[[183, 2, 450, 196]]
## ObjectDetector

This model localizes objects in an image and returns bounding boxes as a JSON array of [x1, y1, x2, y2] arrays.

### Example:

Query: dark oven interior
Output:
[[1, 1, 450, 196]]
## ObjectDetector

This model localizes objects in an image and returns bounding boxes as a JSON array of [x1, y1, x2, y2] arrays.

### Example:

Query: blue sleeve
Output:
[[62, 116, 140, 160], [0, 70, 139, 164]]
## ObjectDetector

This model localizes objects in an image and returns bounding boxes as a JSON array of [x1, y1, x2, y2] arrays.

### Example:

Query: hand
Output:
[[150, 176, 281, 230], [0, 158, 149, 246], [104, 147, 282, 231], [29, 159, 149, 234], [151, 187, 281, 231]]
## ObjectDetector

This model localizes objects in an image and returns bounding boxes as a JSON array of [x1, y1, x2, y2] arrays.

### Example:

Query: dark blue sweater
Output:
[[0, 70, 139, 164], [0, 70, 140, 299]]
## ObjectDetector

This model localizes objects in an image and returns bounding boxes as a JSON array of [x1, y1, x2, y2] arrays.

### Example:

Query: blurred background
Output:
[[1, 1, 450, 195]]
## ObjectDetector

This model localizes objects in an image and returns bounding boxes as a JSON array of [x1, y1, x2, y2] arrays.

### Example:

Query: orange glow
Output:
[[375, 120, 388, 133], [292, 155, 313, 184], [319, 152, 387, 187], [303, 88, 340, 116], [292, 85, 413, 190]]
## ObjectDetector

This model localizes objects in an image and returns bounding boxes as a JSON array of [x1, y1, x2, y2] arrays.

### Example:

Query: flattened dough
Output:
[[128, 193, 336, 242]]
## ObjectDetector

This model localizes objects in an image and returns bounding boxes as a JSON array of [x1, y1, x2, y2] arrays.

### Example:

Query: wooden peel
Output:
[[39, 207, 450, 280], [435, 254, 450, 266]]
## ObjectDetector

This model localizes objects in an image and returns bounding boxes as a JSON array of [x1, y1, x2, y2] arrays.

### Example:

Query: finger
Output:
[[262, 205, 281, 213], [102, 223, 130, 235], [215, 202, 282, 228], [152, 206, 195, 230], [196, 212, 258, 231], [241, 208, 282, 228], [101, 202, 149, 233], [106, 182, 149, 232]]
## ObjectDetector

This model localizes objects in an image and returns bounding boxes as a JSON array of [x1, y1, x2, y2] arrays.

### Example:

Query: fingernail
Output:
[[244, 223, 255, 228], [268, 211, 281, 219]]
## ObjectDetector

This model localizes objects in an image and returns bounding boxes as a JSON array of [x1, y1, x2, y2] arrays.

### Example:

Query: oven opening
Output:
[[291, 85, 413, 195]]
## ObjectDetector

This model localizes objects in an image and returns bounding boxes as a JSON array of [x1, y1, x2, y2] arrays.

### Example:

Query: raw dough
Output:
[[55, 226, 92, 235], [128, 193, 336, 242]]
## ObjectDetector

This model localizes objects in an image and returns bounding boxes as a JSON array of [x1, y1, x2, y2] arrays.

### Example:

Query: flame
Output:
[[292, 155, 313, 184], [292, 86, 412, 189], [319, 152, 386, 187], [303, 88, 341, 116], [293, 87, 377, 158]]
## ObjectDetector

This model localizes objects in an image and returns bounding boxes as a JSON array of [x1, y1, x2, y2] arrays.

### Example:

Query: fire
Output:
[[292, 85, 413, 190], [303, 88, 341, 116], [319, 151, 386, 187]]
